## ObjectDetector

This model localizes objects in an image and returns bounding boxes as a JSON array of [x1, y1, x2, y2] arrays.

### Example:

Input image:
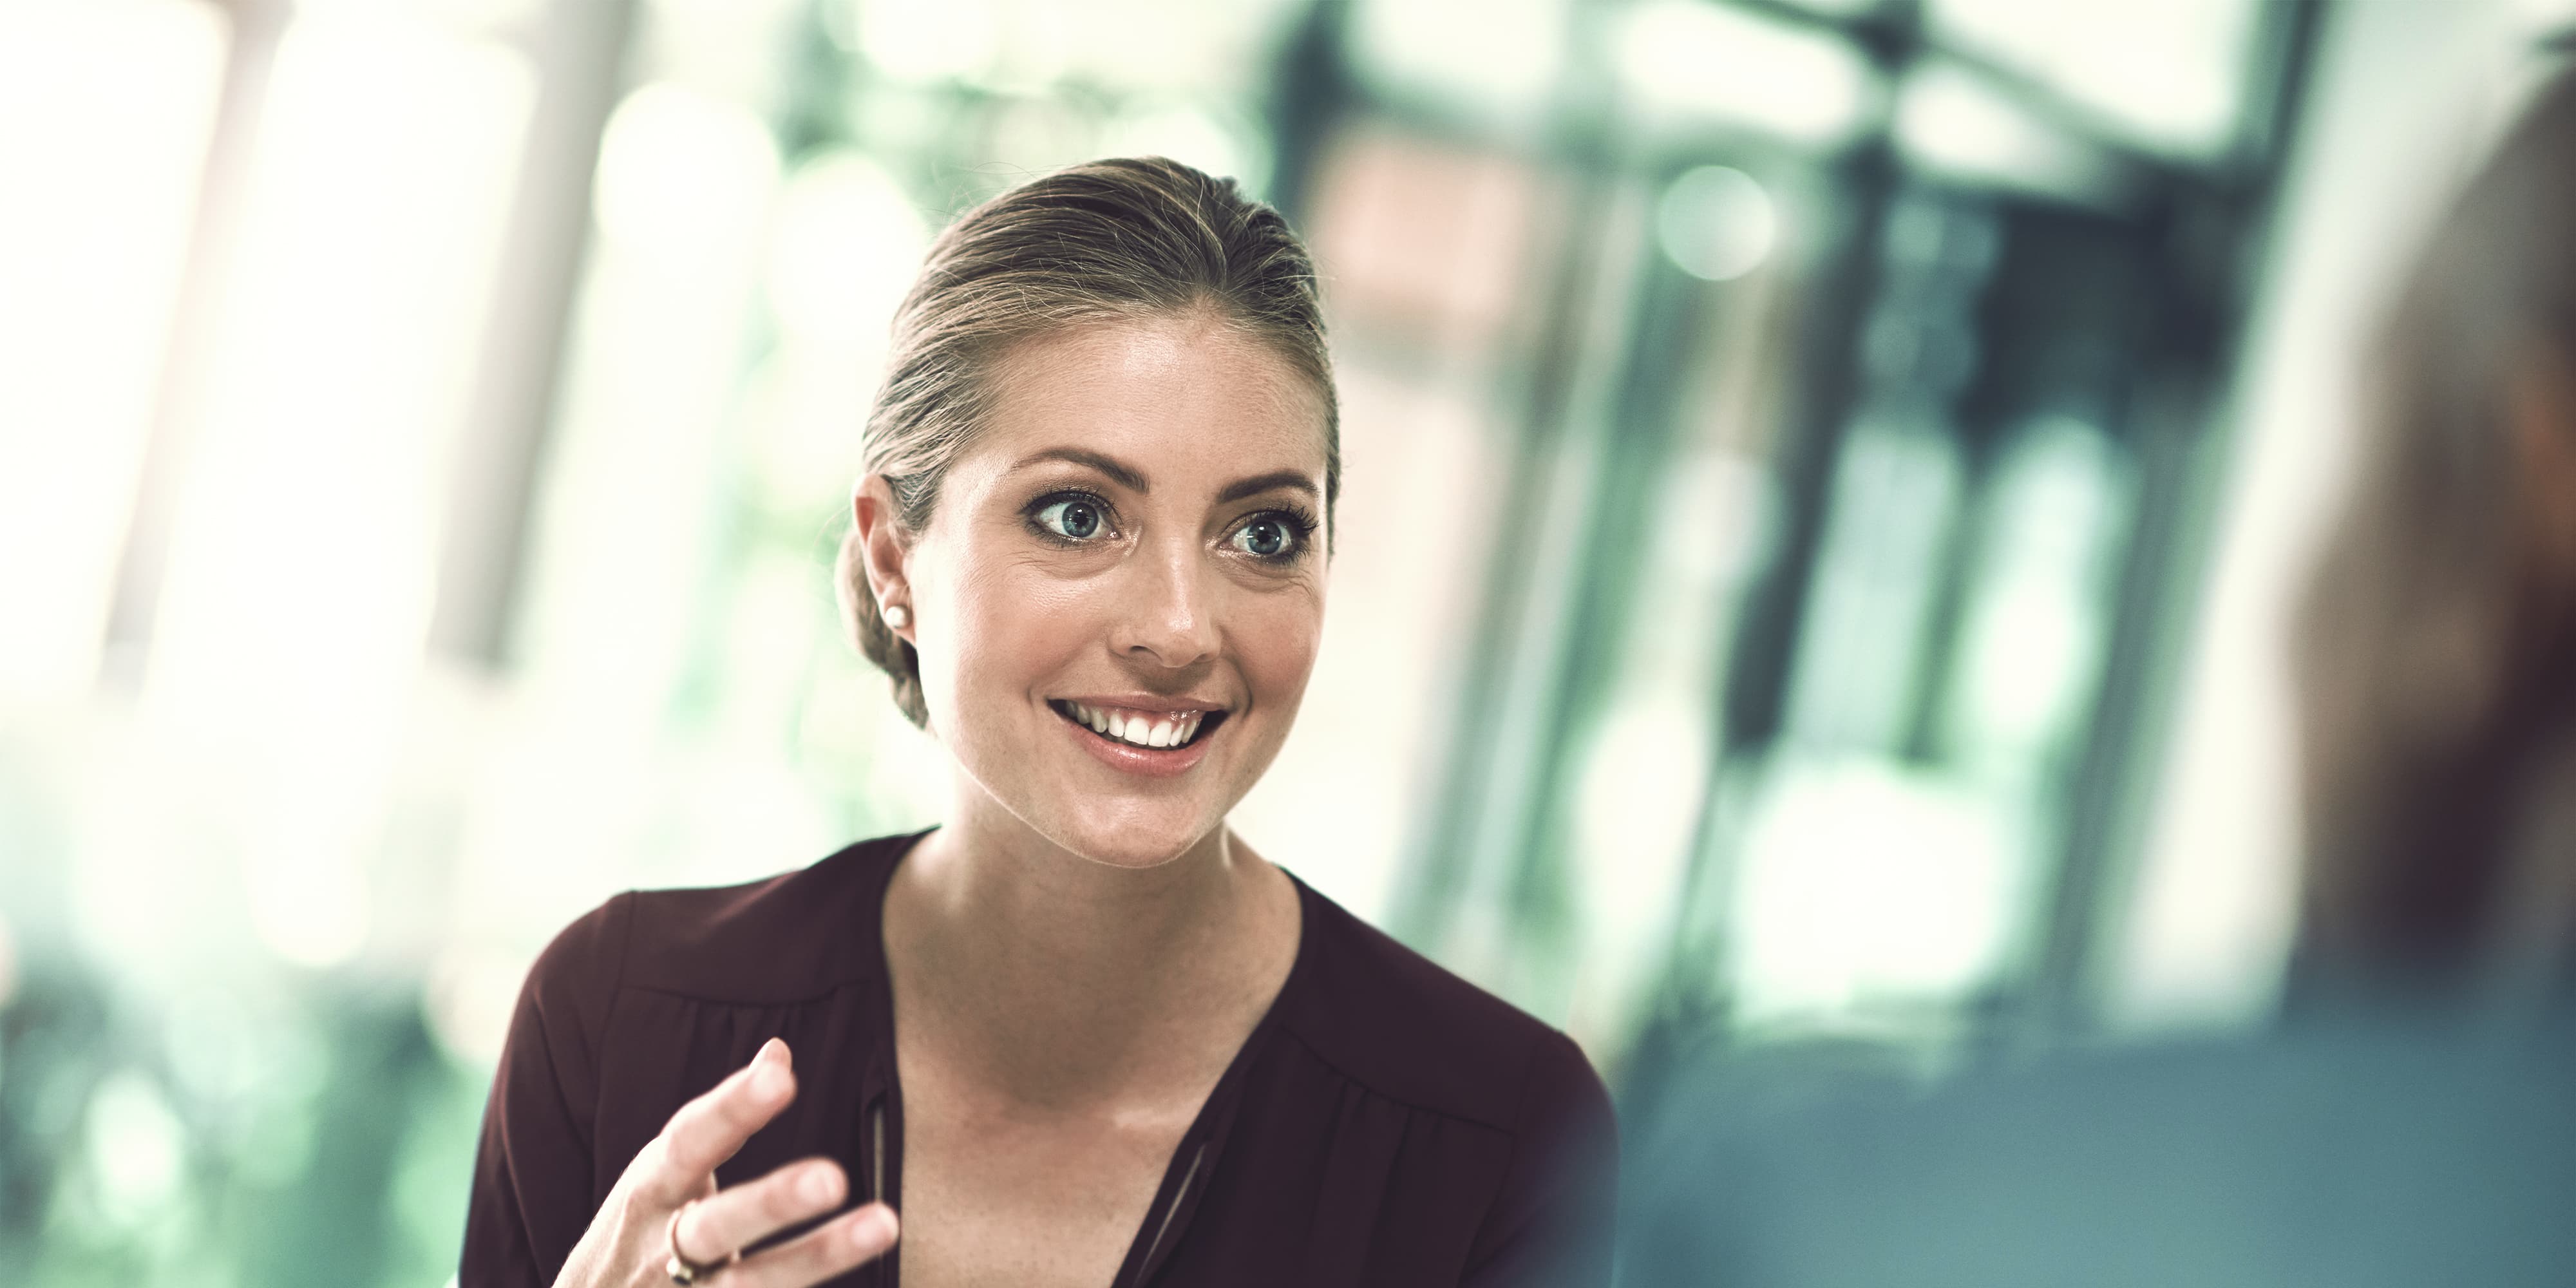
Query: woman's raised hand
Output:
[[554, 1039, 898, 1287]]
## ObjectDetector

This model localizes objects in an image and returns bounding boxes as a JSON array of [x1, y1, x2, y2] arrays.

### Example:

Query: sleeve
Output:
[[1460, 1029, 1622, 1288], [460, 892, 634, 1287]]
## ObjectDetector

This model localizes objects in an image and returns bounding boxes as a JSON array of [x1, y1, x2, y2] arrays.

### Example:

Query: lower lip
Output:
[[1055, 707, 1219, 779]]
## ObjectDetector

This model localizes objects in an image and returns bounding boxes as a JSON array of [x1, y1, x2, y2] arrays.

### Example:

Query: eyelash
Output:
[[1023, 489, 1119, 546], [1019, 491, 1320, 564], [1231, 505, 1320, 564]]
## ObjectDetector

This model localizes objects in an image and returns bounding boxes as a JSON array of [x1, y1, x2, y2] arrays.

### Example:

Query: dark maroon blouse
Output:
[[461, 830, 1618, 1287]]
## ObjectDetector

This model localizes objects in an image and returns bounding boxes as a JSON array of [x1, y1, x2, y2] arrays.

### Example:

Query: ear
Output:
[[852, 473, 916, 643]]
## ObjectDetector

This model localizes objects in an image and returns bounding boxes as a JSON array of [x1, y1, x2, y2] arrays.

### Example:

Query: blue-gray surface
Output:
[[1622, 1011, 2576, 1287]]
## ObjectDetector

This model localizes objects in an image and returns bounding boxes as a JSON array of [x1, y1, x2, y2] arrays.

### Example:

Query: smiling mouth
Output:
[[1048, 699, 1229, 751]]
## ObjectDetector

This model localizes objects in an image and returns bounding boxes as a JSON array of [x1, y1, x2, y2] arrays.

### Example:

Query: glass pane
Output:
[[1930, 0, 2262, 158]]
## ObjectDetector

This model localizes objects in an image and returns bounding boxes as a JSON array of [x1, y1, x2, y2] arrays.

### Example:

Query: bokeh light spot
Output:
[[1657, 165, 1777, 282]]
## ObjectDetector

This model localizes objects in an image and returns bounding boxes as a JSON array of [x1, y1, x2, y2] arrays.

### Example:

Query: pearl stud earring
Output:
[[882, 603, 911, 630]]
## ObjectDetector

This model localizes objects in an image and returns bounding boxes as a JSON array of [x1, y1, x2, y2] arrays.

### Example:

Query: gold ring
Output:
[[666, 1201, 725, 1284]]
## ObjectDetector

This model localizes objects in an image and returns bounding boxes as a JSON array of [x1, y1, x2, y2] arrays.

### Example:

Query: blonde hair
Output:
[[835, 156, 1338, 728]]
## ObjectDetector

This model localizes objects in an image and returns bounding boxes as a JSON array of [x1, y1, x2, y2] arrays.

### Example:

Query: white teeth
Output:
[[1065, 703, 1213, 749]]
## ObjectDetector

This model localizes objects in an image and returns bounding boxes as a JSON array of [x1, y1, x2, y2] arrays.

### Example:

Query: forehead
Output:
[[968, 314, 1329, 481]]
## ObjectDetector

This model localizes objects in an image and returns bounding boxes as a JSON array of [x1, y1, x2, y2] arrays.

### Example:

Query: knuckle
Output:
[[770, 1235, 847, 1284], [763, 1170, 817, 1220], [677, 1079, 737, 1128], [712, 1096, 759, 1139], [612, 1159, 658, 1213], [629, 1136, 694, 1209], [713, 1250, 786, 1288], [667, 1097, 713, 1141], [673, 1197, 717, 1262], [688, 1094, 750, 1144], [804, 1160, 848, 1209], [727, 1224, 851, 1288], [666, 1113, 721, 1170], [638, 1134, 680, 1183]]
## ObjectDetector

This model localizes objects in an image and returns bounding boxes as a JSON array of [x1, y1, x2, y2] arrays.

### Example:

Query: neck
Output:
[[883, 788, 1293, 1113]]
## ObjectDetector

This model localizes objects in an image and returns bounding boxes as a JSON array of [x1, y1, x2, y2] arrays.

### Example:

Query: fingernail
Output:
[[802, 1165, 837, 1204], [759, 1037, 788, 1068], [852, 1205, 897, 1249], [753, 1061, 788, 1100]]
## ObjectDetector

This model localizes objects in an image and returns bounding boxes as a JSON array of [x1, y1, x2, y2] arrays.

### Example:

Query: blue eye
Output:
[[1231, 515, 1301, 560], [1034, 497, 1106, 541]]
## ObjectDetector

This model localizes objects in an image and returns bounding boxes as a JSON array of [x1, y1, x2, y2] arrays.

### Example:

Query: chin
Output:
[[1045, 799, 1222, 870]]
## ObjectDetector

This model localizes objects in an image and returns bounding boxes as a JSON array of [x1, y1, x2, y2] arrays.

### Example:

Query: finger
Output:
[[723, 1203, 900, 1288], [671, 1157, 847, 1267], [634, 1038, 797, 1208]]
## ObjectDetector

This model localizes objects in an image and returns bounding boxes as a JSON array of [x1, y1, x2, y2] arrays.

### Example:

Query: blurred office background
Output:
[[3, 0, 2573, 1282]]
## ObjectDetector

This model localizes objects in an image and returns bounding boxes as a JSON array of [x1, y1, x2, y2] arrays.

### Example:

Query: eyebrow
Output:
[[1214, 470, 1320, 505], [1012, 448, 1319, 506], [1014, 448, 1150, 491]]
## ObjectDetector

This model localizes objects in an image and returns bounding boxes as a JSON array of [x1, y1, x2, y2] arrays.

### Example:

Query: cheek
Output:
[[1234, 585, 1326, 710], [938, 553, 1092, 706]]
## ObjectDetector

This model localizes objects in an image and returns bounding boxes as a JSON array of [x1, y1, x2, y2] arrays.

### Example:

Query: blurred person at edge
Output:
[[1620, 64, 2576, 1288], [459, 157, 1617, 1288]]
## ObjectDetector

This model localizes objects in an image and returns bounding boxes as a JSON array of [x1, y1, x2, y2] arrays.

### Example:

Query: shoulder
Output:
[[1274, 875, 1610, 1137], [1273, 884, 1620, 1284], [529, 831, 917, 1007]]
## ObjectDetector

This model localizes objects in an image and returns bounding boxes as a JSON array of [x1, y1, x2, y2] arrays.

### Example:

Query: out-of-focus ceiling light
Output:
[[1616, 0, 1880, 149], [1929, 0, 2255, 160], [1895, 61, 2119, 201], [1349, 0, 1571, 127]]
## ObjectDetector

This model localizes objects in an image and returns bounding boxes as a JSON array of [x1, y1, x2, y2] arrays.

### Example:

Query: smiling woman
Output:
[[460, 158, 1617, 1288], [857, 315, 1331, 857]]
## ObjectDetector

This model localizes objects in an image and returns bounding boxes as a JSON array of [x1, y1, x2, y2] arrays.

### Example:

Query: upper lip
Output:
[[1054, 694, 1230, 714]]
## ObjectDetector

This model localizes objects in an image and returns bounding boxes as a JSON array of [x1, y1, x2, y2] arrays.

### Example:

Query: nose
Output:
[[1111, 535, 1221, 670]]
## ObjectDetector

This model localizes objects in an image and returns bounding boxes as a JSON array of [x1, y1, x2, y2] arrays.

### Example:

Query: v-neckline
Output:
[[853, 829, 1316, 1288]]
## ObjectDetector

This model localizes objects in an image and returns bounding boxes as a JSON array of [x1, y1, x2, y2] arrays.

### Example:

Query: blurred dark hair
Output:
[[834, 156, 1337, 728], [2291, 69, 2576, 989]]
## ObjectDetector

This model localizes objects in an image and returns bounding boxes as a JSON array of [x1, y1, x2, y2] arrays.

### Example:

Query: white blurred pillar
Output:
[[2114, 0, 2576, 1030], [111, 6, 536, 971], [0, 1, 230, 704]]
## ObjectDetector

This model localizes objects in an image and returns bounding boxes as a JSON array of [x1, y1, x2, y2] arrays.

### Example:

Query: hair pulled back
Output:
[[835, 156, 1338, 729]]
